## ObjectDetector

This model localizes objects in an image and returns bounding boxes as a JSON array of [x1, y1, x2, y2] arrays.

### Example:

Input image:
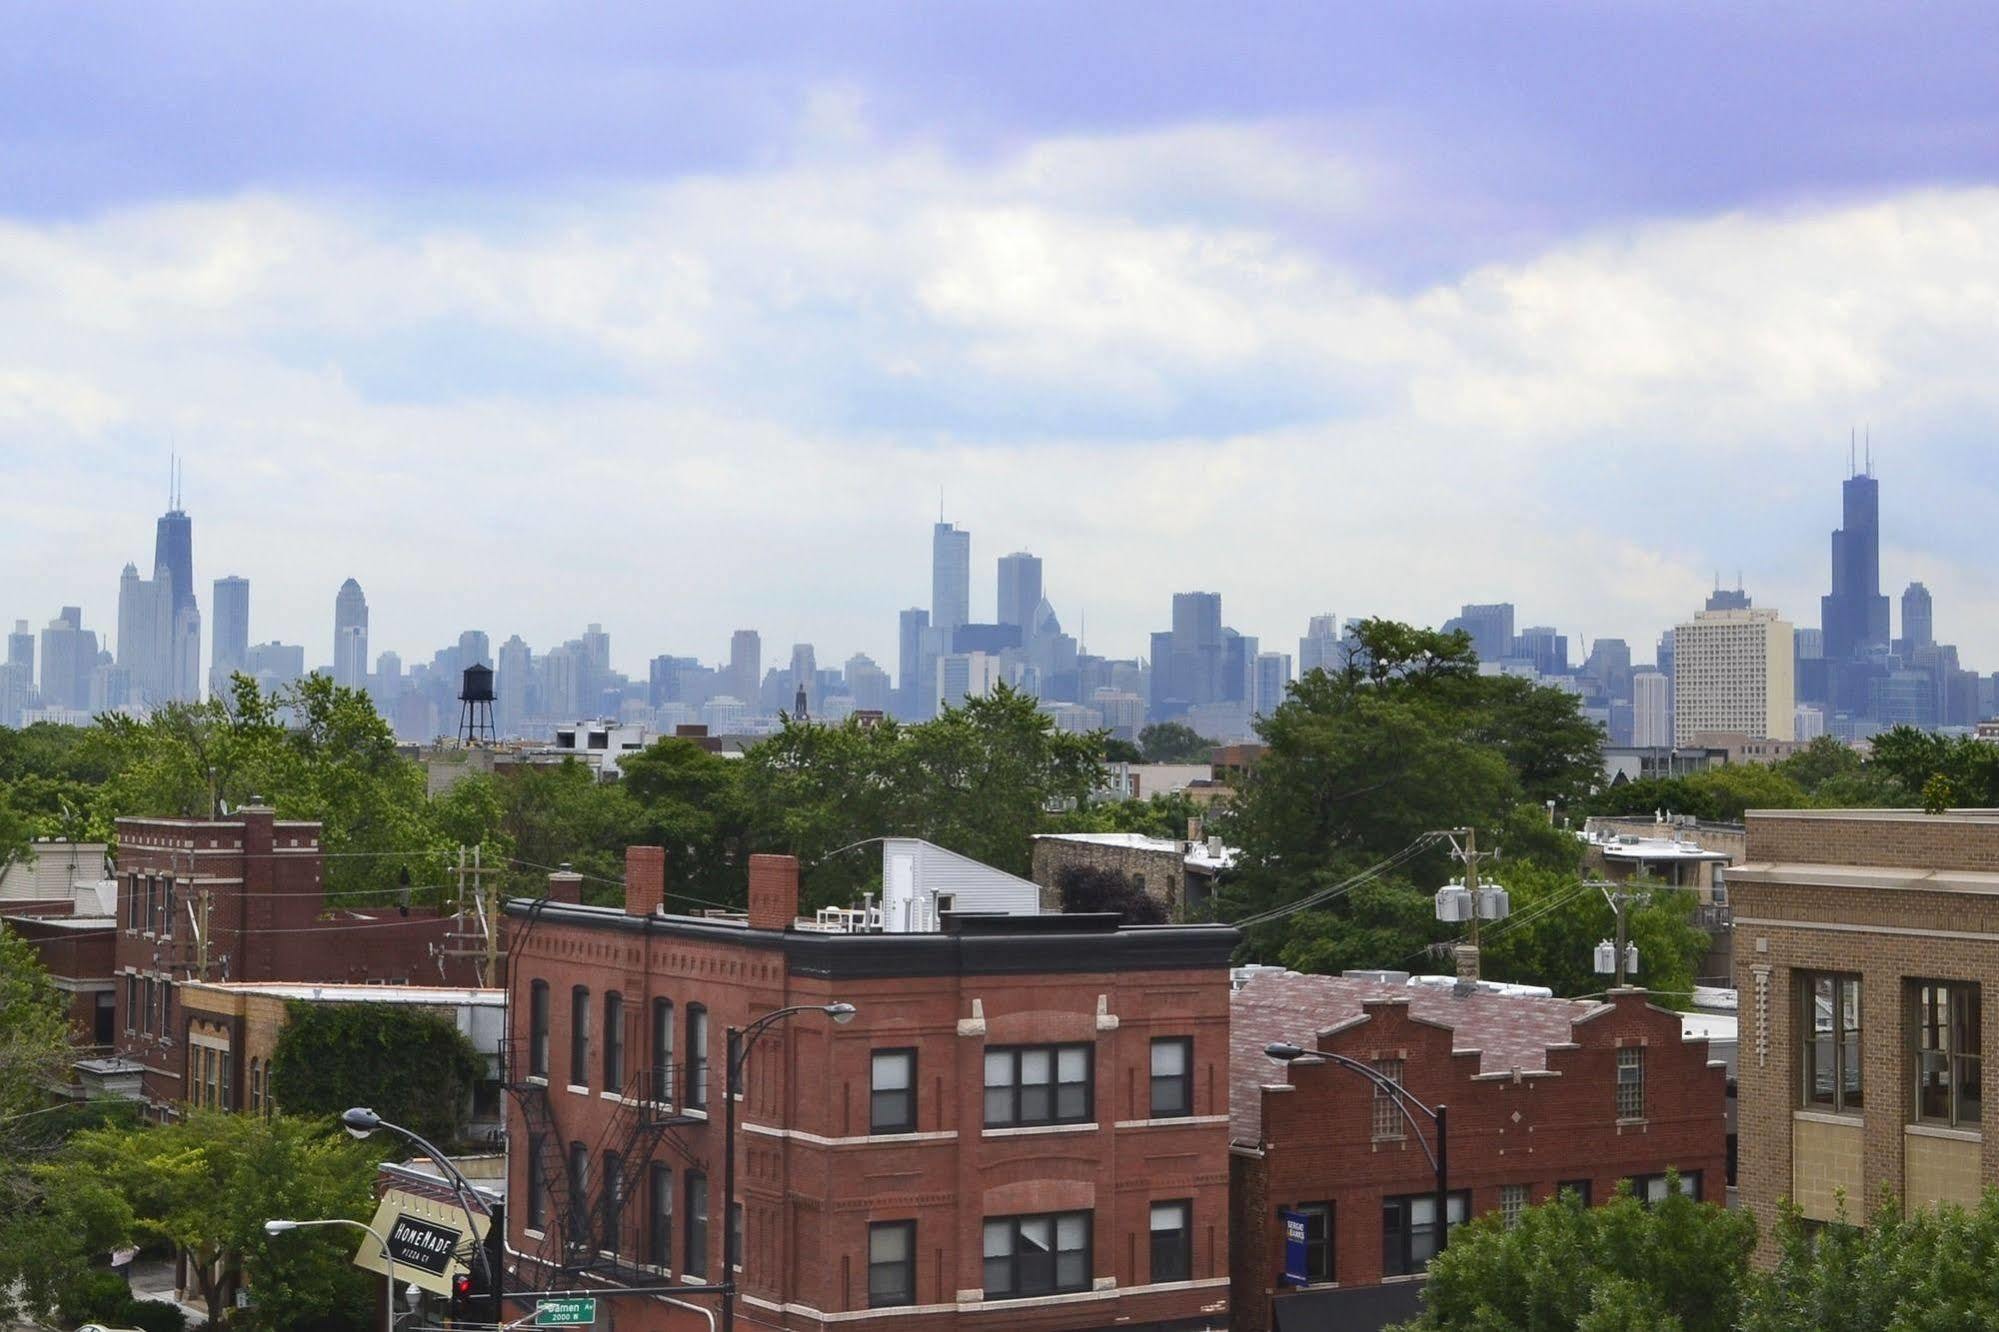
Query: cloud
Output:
[[0, 121, 1996, 680]]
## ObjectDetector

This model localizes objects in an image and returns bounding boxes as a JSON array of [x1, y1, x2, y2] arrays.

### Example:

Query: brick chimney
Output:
[[626, 845, 666, 917], [747, 854, 800, 931], [546, 865, 583, 904]]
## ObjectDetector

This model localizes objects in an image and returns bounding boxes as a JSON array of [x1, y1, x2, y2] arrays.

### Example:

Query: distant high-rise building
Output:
[[1673, 607, 1795, 745], [1298, 613, 1342, 678], [1514, 626, 1568, 677], [39, 607, 97, 711], [1252, 652, 1292, 719], [932, 522, 971, 633], [1898, 582, 1934, 656], [333, 579, 369, 689], [1705, 582, 1752, 612], [210, 576, 250, 694], [897, 608, 930, 720], [3, 619, 33, 726], [1155, 591, 1224, 717], [496, 635, 532, 735], [458, 630, 491, 668], [1632, 669, 1671, 748], [245, 641, 305, 689], [729, 630, 761, 709], [1821, 464, 1891, 662], [1794, 705, 1826, 742], [1221, 630, 1258, 704], [789, 644, 818, 716], [1445, 603, 1516, 664], [844, 653, 892, 713], [152, 478, 200, 701], [935, 651, 1001, 713], [1656, 629, 1676, 684], [116, 561, 172, 704], [996, 552, 1043, 632], [1582, 638, 1633, 701]]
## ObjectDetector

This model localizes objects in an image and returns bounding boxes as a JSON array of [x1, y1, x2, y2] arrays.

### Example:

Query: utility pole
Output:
[[1433, 827, 1507, 983], [1590, 879, 1641, 985], [441, 845, 499, 987]]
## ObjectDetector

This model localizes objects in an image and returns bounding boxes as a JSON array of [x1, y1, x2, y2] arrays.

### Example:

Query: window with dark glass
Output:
[[1381, 1192, 1467, 1277], [1914, 980, 1981, 1128], [871, 1049, 916, 1133], [603, 992, 625, 1092], [600, 1151, 627, 1251], [868, 1221, 915, 1308], [1557, 1179, 1593, 1206], [651, 998, 674, 1104], [1800, 972, 1862, 1112], [145, 876, 158, 934], [528, 1137, 549, 1231], [729, 1201, 742, 1269], [687, 1005, 709, 1109], [162, 878, 175, 938], [1292, 1202, 1334, 1283], [1150, 1038, 1192, 1118], [125, 974, 138, 1033], [1149, 1201, 1191, 1283], [568, 1142, 588, 1211], [127, 876, 141, 929], [982, 1212, 1091, 1299], [569, 986, 590, 1086], [1630, 1172, 1702, 1205], [983, 1044, 1092, 1127], [648, 1164, 672, 1267], [528, 980, 550, 1078], [685, 1172, 709, 1277], [219, 1048, 231, 1108]]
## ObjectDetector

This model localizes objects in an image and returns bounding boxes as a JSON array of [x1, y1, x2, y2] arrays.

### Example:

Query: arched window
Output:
[[651, 999, 675, 1104], [528, 980, 551, 1078], [604, 992, 626, 1092], [570, 986, 591, 1087]]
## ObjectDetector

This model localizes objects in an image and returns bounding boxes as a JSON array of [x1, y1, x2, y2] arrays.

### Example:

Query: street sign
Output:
[[386, 1214, 465, 1277], [535, 1298, 598, 1326]]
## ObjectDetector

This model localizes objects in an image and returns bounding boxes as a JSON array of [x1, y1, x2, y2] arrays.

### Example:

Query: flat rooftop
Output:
[[180, 981, 503, 1005]]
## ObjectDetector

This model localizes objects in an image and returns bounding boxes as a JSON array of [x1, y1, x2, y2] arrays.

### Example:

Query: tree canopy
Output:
[[269, 1000, 486, 1146], [1740, 1193, 1999, 1331]]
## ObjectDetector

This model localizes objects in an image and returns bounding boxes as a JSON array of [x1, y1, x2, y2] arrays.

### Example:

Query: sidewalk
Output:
[[126, 1258, 208, 1328]]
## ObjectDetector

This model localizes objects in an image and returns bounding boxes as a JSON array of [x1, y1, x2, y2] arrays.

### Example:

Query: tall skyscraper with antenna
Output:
[[1820, 445, 1890, 664]]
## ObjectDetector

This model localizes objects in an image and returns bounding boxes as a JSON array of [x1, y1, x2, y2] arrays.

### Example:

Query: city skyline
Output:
[[3, 8, 1999, 674]]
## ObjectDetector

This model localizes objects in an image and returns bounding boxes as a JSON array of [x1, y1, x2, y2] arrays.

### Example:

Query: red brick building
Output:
[[112, 807, 479, 1114], [6, 912, 118, 1048], [1228, 971, 1728, 1331], [501, 847, 1238, 1332]]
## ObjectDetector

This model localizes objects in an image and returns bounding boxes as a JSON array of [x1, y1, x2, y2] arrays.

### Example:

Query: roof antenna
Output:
[[1865, 426, 1872, 477], [938, 485, 945, 523], [1848, 427, 1855, 477]]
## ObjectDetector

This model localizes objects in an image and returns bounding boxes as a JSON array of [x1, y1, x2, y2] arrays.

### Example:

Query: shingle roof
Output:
[[1229, 970, 1604, 1143]]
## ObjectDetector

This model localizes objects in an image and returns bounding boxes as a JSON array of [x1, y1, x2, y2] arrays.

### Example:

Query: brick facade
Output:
[[502, 847, 1238, 1332], [1733, 809, 1999, 1260], [111, 807, 480, 1113], [1230, 974, 1726, 1331], [1028, 835, 1217, 920]]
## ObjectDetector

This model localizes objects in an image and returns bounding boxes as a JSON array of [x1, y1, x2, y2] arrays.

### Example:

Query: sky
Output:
[[5, 2, 1999, 677]]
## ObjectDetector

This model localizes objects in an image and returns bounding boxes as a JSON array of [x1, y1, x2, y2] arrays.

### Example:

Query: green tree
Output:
[[1477, 863, 1711, 1005], [29, 1111, 382, 1329], [620, 737, 751, 909], [1739, 1192, 1999, 1332], [1138, 722, 1211, 763], [1100, 737, 1143, 764], [0, 921, 72, 1130], [269, 1001, 485, 1146], [1054, 864, 1167, 924], [1395, 1177, 1754, 1332], [1870, 725, 1999, 806], [0, 784, 33, 873], [1772, 735, 1865, 795]]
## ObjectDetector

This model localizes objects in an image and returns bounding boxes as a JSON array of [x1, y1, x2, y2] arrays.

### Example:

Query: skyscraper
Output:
[[116, 562, 172, 706], [897, 608, 930, 720], [39, 607, 96, 710], [211, 576, 250, 695], [789, 643, 818, 715], [3, 620, 34, 726], [496, 635, 532, 735], [729, 630, 761, 708], [333, 579, 369, 689], [1252, 651, 1292, 718], [997, 552, 1043, 632], [153, 474, 201, 701], [1157, 591, 1224, 715], [1673, 607, 1795, 745], [1821, 465, 1891, 662], [1632, 669, 1670, 748], [931, 522, 971, 633], [1298, 613, 1341, 678], [458, 630, 492, 668], [1898, 582, 1933, 656], [1445, 603, 1516, 665]]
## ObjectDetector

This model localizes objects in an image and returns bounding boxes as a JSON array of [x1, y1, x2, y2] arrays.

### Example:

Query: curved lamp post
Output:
[[339, 1108, 495, 1320], [267, 1217, 397, 1332], [1264, 1041, 1452, 1258], [722, 1003, 856, 1332]]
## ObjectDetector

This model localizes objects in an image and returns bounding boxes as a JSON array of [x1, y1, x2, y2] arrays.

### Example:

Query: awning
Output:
[[352, 1188, 492, 1296], [1270, 1280, 1426, 1332]]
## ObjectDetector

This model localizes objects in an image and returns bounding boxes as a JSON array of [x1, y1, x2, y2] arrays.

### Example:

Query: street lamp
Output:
[[339, 1109, 496, 1324], [722, 1003, 856, 1332], [1264, 1041, 1453, 1258], [266, 1217, 397, 1332]]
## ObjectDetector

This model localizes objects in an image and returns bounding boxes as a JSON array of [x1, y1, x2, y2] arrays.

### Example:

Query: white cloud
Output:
[[0, 124, 1996, 680]]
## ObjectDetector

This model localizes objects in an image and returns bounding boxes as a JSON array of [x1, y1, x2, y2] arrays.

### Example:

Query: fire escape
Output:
[[502, 1046, 708, 1289]]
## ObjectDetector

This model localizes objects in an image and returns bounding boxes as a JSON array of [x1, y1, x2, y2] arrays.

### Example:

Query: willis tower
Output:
[[1817, 453, 1889, 711]]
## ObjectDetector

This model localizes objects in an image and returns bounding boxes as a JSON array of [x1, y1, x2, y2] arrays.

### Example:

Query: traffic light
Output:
[[449, 1273, 473, 1319]]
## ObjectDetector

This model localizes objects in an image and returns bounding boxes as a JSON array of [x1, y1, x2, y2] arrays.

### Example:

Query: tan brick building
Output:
[[1732, 808, 1999, 1253]]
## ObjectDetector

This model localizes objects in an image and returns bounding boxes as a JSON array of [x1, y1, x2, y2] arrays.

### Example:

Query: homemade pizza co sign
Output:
[[386, 1214, 463, 1276]]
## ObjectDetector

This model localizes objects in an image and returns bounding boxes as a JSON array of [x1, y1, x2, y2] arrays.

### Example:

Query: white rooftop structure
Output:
[[801, 838, 1043, 934]]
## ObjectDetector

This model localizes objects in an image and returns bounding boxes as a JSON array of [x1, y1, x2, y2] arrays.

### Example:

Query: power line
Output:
[[1226, 832, 1450, 930]]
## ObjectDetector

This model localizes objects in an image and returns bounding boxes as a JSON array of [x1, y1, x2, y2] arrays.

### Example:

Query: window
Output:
[[687, 1006, 709, 1110], [528, 1138, 549, 1231], [868, 1221, 915, 1308], [1381, 1193, 1467, 1277], [528, 980, 550, 1078], [647, 1164, 672, 1268], [1372, 1058, 1405, 1139], [604, 992, 626, 1092], [569, 986, 590, 1086], [684, 1172, 709, 1278], [982, 1212, 1091, 1299], [1616, 1047, 1645, 1120], [125, 974, 138, 1033], [94, 991, 115, 1047], [1801, 972, 1862, 1112], [1149, 1201, 1191, 1283], [983, 1044, 1092, 1128], [595, 1151, 623, 1252], [1291, 1202, 1334, 1284], [569, 1142, 589, 1212], [145, 876, 158, 933], [1914, 981, 1982, 1127], [871, 1049, 916, 1133], [730, 1201, 742, 1270], [219, 1049, 232, 1109], [651, 998, 674, 1104], [127, 875, 141, 930], [1631, 1172, 1702, 1205], [162, 878, 175, 938], [204, 1047, 217, 1106], [1500, 1184, 1528, 1228], [1150, 1038, 1192, 1118], [1558, 1179, 1593, 1206], [247, 1058, 260, 1113]]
